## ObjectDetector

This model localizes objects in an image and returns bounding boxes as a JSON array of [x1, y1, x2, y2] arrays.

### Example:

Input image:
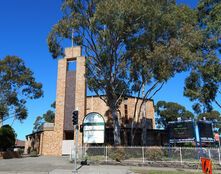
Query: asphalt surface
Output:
[[0, 156, 132, 174], [0, 156, 218, 174]]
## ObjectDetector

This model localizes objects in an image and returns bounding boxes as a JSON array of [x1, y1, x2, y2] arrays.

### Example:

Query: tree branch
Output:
[[136, 81, 161, 122], [215, 99, 221, 109], [149, 82, 165, 99]]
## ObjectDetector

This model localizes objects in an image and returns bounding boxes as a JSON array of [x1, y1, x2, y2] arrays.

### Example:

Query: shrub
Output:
[[30, 150, 38, 157], [108, 147, 126, 161], [145, 148, 164, 161], [2, 151, 20, 159], [124, 148, 142, 159], [18, 148, 24, 156], [0, 125, 16, 151], [86, 147, 105, 156]]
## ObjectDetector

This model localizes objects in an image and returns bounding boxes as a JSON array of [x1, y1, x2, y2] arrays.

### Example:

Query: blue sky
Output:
[[0, 0, 217, 140]]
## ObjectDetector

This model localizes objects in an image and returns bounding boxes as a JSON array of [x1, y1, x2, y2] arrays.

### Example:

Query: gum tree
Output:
[[0, 56, 43, 126], [47, 0, 205, 145], [155, 101, 194, 128], [33, 102, 55, 133], [184, 0, 221, 113]]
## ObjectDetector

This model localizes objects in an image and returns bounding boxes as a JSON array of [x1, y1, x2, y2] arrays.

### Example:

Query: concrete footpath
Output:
[[0, 165, 132, 174], [0, 165, 204, 174]]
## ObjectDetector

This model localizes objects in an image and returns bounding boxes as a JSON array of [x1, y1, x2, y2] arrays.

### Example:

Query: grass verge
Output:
[[131, 169, 203, 174]]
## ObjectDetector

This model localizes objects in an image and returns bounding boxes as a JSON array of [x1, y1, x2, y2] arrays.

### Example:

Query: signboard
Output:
[[83, 112, 105, 144], [168, 120, 195, 143], [198, 121, 214, 143]]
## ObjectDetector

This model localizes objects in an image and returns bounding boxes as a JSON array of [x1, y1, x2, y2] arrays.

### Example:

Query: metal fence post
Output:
[[218, 148, 221, 165], [105, 146, 108, 162], [208, 149, 211, 159], [180, 147, 183, 165], [142, 146, 145, 163]]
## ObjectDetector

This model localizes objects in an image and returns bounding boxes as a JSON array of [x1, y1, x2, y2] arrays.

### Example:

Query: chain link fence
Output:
[[73, 146, 221, 165]]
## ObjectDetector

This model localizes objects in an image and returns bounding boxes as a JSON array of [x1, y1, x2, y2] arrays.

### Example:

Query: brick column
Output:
[[42, 46, 85, 156], [63, 46, 85, 145], [75, 56, 86, 146], [53, 58, 67, 156]]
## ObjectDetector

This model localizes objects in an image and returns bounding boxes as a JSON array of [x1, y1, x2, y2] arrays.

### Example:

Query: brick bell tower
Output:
[[53, 46, 86, 155]]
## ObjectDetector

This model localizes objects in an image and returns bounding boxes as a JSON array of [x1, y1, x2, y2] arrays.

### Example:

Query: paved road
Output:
[[0, 156, 218, 174], [0, 156, 132, 174]]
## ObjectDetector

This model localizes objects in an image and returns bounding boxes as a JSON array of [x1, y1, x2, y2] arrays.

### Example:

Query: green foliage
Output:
[[47, 0, 205, 145], [198, 110, 221, 132], [184, 0, 221, 113], [33, 102, 55, 132], [30, 150, 38, 157], [50, 101, 56, 109], [145, 148, 164, 161], [18, 148, 24, 155], [155, 101, 194, 128], [108, 147, 126, 161], [33, 116, 43, 132], [198, 110, 221, 121], [0, 56, 43, 123], [43, 110, 55, 123], [47, 0, 202, 106], [0, 125, 16, 151], [197, 111, 221, 133], [184, 57, 221, 113]]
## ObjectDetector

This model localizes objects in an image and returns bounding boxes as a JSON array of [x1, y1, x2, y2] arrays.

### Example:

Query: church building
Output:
[[25, 46, 155, 156]]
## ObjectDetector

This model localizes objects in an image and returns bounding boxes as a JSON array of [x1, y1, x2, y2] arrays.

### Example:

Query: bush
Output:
[[18, 148, 24, 156], [30, 150, 38, 157], [2, 151, 20, 159], [145, 148, 164, 161], [108, 147, 126, 161], [86, 147, 105, 156], [0, 125, 16, 151], [124, 148, 142, 159]]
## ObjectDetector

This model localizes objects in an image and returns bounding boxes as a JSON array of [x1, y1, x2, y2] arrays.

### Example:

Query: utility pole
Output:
[[73, 125, 79, 174], [72, 110, 78, 174]]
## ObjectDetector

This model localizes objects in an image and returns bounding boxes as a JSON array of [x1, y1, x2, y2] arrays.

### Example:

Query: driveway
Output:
[[0, 156, 132, 174]]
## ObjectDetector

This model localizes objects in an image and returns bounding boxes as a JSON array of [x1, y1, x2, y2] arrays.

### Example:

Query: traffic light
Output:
[[72, 110, 78, 126], [80, 124, 83, 132]]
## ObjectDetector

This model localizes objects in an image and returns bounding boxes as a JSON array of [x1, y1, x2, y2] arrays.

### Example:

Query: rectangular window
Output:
[[67, 60, 76, 71]]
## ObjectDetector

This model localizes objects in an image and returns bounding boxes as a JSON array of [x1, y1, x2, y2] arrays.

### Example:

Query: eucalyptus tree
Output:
[[155, 101, 194, 128], [47, 0, 204, 145], [184, 0, 221, 113], [33, 102, 55, 133], [0, 56, 43, 126]]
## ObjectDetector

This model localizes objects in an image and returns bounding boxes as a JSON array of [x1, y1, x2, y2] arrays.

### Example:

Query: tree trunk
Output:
[[112, 110, 121, 145]]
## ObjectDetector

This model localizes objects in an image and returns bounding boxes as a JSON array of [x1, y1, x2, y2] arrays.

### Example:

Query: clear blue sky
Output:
[[0, 0, 217, 140]]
